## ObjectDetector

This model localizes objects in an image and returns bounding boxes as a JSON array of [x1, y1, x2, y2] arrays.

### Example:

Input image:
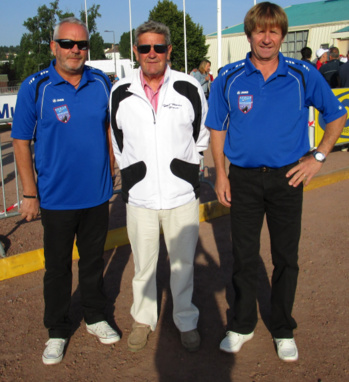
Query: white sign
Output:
[[0, 94, 17, 121]]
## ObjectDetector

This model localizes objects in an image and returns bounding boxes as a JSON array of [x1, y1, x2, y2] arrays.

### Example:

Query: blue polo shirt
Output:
[[206, 52, 346, 168], [11, 60, 113, 209]]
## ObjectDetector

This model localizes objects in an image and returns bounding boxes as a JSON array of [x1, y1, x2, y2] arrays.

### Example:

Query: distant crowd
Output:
[[301, 46, 349, 88]]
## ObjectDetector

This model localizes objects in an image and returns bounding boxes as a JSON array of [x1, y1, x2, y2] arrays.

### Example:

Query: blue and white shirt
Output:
[[206, 52, 346, 168], [11, 60, 113, 209]]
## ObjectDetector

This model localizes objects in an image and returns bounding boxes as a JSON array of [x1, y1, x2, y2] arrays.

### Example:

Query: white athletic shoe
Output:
[[219, 331, 254, 353], [42, 338, 67, 365], [86, 321, 120, 345], [274, 337, 299, 362]]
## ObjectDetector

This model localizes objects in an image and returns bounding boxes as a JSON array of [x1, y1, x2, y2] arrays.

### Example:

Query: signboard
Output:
[[0, 94, 17, 122], [314, 88, 349, 147]]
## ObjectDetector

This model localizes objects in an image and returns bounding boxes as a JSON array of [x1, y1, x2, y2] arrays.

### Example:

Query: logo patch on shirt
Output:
[[238, 95, 253, 114], [54, 105, 70, 123]]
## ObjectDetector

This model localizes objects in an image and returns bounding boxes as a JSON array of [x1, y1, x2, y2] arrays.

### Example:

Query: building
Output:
[[105, 44, 121, 61], [206, 0, 349, 75]]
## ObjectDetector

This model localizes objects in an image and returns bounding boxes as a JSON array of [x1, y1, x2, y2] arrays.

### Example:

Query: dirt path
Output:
[[1, 126, 349, 381]]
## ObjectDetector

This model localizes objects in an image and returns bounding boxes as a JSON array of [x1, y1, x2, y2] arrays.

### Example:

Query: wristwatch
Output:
[[312, 151, 326, 163]]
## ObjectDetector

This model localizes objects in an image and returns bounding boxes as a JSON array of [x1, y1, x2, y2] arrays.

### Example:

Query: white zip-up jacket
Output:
[[110, 66, 210, 210]]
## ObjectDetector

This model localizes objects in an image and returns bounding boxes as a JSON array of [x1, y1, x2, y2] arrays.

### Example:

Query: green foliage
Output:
[[13, 0, 105, 81], [118, 29, 135, 60], [79, 5, 105, 60], [89, 33, 106, 60], [148, 0, 208, 72], [80, 4, 101, 35], [0, 46, 20, 61]]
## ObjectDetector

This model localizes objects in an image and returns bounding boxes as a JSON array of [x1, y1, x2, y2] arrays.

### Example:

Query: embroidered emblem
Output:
[[238, 95, 253, 114], [54, 105, 70, 123]]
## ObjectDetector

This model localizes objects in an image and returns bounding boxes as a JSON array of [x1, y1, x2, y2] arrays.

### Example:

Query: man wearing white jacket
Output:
[[110, 20, 210, 352]]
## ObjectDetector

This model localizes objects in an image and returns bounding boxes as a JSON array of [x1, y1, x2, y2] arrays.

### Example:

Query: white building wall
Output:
[[304, 23, 349, 56], [207, 33, 250, 76]]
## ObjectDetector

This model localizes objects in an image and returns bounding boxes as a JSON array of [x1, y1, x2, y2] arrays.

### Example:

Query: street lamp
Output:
[[104, 30, 117, 79]]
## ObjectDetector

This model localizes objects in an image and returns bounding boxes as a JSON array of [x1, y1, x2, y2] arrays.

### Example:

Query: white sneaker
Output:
[[274, 337, 299, 362], [86, 321, 120, 345], [42, 338, 67, 365], [219, 331, 254, 353]]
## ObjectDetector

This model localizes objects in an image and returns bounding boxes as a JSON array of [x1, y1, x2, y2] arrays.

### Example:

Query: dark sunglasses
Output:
[[137, 44, 168, 54], [54, 39, 89, 51]]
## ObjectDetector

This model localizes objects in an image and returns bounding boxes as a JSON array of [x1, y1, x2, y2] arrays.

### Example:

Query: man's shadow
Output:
[[153, 221, 234, 382]]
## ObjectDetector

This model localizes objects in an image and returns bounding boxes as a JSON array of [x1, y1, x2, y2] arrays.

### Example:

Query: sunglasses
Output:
[[54, 39, 89, 51], [137, 44, 168, 54]]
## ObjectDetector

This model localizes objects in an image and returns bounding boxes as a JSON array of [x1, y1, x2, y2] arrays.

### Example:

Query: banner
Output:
[[314, 88, 349, 147], [0, 94, 17, 122]]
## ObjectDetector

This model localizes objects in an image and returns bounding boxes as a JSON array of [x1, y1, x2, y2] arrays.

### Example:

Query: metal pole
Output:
[[84, 0, 91, 61], [217, 0, 222, 70], [183, 0, 188, 74], [105, 30, 117, 78], [113, 31, 117, 78], [129, 0, 134, 67]]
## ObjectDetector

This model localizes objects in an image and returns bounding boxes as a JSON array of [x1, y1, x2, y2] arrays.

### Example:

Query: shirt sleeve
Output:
[[305, 65, 347, 123], [11, 80, 37, 140], [205, 71, 230, 131]]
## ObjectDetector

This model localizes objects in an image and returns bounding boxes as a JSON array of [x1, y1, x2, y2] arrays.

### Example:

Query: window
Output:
[[281, 30, 309, 59]]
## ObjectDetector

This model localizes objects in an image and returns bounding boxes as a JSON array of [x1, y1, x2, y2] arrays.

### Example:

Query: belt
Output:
[[230, 161, 299, 173]]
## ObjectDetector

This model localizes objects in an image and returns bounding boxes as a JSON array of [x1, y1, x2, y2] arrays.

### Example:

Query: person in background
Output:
[[193, 59, 211, 99], [109, 20, 210, 353], [11, 17, 119, 366], [316, 48, 328, 70], [320, 47, 343, 88], [206, 2, 346, 363], [300, 46, 315, 67], [339, 51, 349, 87]]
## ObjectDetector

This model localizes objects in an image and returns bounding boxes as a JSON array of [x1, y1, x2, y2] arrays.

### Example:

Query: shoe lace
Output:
[[45, 339, 65, 355], [94, 321, 115, 336]]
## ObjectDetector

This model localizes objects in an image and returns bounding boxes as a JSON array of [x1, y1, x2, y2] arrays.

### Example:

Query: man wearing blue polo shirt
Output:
[[206, 2, 347, 362], [11, 17, 120, 365]]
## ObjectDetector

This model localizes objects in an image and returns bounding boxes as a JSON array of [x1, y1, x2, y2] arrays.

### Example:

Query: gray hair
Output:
[[53, 17, 89, 41], [134, 20, 171, 46]]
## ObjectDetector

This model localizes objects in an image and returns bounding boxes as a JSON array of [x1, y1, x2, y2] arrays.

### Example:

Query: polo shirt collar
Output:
[[245, 52, 289, 77], [49, 59, 92, 86]]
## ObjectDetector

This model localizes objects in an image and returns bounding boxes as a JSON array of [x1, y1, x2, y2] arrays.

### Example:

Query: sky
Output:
[[1, 0, 321, 47]]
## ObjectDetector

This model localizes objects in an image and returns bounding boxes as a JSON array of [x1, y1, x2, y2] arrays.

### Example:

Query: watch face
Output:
[[315, 152, 325, 161]]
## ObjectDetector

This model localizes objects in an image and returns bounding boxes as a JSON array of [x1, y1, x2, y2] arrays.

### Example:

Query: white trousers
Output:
[[126, 199, 200, 332]]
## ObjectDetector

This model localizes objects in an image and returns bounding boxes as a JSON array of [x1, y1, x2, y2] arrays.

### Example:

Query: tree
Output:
[[14, 1, 105, 81], [15, 1, 60, 80], [149, 0, 208, 72], [118, 29, 135, 60], [80, 4, 105, 59]]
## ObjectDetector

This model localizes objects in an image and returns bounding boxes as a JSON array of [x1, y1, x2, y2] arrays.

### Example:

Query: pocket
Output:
[[120, 161, 147, 203], [170, 158, 200, 198]]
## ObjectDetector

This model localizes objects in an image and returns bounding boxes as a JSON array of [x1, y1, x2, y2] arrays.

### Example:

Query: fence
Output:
[[0, 120, 21, 257], [0, 86, 20, 95]]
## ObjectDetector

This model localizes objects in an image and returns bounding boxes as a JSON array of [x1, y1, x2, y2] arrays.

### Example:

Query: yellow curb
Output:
[[303, 168, 349, 192], [1, 169, 349, 282]]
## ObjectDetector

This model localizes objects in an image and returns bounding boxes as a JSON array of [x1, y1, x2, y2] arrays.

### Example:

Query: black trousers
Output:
[[228, 163, 303, 338], [41, 201, 109, 338]]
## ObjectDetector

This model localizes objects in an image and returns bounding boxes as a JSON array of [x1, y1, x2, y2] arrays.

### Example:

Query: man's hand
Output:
[[286, 155, 323, 187], [20, 198, 40, 221], [215, 173, 231, 207]]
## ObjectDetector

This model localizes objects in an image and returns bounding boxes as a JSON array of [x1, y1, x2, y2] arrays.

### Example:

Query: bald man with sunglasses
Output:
[[12, 17, 119, 365], [110, 20, 210, 353]]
